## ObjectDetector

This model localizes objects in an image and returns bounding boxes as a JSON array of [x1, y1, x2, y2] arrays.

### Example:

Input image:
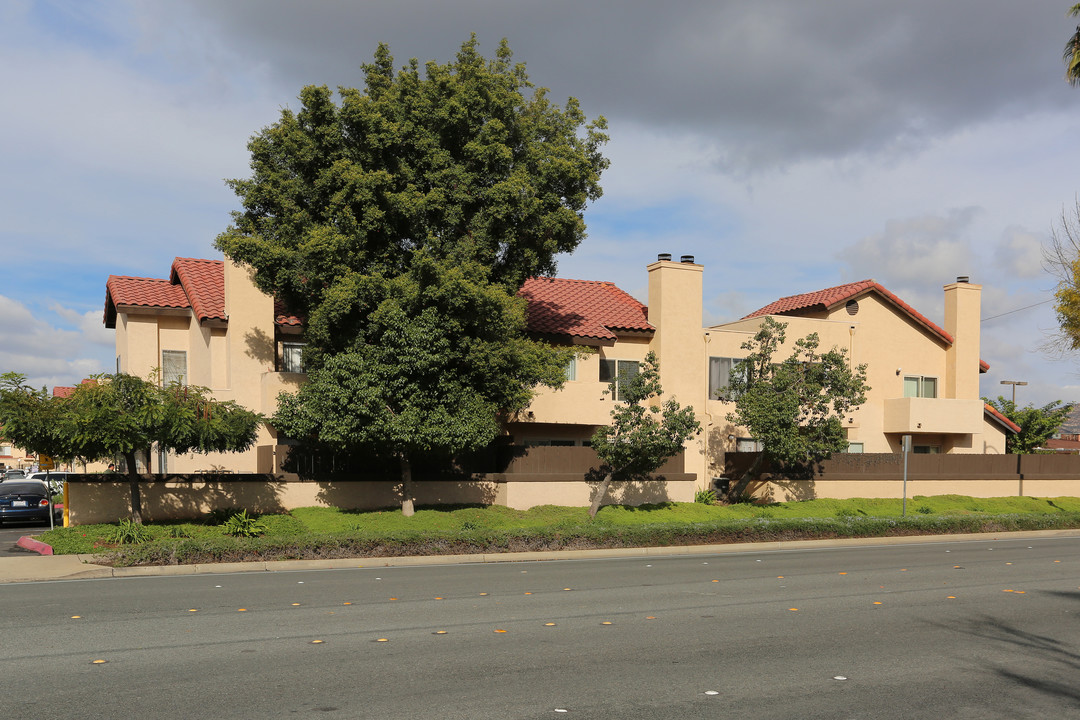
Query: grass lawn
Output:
[[35, 495, 1080, 567]]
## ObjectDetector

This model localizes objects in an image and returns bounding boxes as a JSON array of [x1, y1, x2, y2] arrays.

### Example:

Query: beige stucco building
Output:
[[103, 254, 1015, 487]]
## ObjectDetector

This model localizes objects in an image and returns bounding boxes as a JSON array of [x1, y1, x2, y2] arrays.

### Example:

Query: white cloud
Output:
[[0, 296, 111, 390]]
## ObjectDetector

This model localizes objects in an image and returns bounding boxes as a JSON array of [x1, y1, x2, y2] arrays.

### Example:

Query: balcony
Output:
[[522, 382, 615, 426], [882, 397, 983, 435]]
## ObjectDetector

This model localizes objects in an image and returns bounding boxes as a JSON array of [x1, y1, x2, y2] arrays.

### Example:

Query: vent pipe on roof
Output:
[[956, 276, 970, 283], [657, 253, 672, 262], [680, 255, 695, 263]]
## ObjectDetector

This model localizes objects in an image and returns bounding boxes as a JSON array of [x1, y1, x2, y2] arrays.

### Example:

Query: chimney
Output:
[[647, 253, 704, 477], [943, 276, 981, 400]]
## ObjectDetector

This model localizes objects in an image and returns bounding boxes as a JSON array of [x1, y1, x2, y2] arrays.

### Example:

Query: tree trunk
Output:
[[725, 452, 765, 503], [588, 472, 614, 518], [400, 454, 415, 517], [123, 450, 143, 524]]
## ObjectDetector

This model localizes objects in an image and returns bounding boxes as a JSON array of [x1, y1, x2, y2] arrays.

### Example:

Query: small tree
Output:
[[0, 372, 75, 467], [588, 352, 701, 518], [61, 374, 262, 523], [984, 396, 1074, 454], [725, 317, 869, 500]]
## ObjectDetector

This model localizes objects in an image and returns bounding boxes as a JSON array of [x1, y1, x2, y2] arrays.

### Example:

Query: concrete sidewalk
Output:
[[4, 528, 1080, 584]]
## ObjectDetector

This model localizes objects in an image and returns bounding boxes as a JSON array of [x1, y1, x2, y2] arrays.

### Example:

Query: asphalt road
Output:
[[4, 537, 1080, 719]]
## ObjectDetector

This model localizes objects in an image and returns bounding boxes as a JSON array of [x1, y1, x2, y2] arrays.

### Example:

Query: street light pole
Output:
[[1000, 379, 1028, 404]]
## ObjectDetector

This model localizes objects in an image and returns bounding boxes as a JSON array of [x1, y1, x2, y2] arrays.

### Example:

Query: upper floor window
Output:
[[709, 357, 746, 401], [564, 356, 577, 382], [282, 342, 307, 374], [600, 359, 640, 401], [162, 350, 187, 386], [903, 375, 937, 398]]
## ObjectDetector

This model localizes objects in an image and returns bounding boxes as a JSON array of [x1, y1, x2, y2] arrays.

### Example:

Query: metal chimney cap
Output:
[[680, 255, 695, 263], [956, 275, 970, 283], [657, 253, 672, 262]]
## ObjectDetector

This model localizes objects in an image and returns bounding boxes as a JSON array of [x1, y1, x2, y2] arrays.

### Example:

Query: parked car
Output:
[[0, 481, 59, 526], [26, 472, 68, 495], [2, 469, 27, 481]]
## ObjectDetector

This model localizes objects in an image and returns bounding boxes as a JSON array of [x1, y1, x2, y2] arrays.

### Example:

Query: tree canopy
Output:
[[1, 372, 262, 523], [984, 396, 1074, 454], [215, 37, 607, 514], [588, 352, 701, 517], [0, 372, 74, 464], [215, 35, 609, 346], [725, 317, 869, 499]]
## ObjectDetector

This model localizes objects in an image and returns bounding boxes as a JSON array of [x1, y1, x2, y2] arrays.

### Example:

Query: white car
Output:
[[26, 472, 67, 494]]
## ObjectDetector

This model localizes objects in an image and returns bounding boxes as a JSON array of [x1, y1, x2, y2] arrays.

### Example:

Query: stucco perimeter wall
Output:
[[733, 453, 1080, 501], [64, 474, 696, 524], [493, 475, 697, 510], [66, 478, 500, 525]]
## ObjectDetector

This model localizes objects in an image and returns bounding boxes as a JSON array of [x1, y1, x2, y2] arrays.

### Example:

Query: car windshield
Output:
[[0, 482, 46, 496]]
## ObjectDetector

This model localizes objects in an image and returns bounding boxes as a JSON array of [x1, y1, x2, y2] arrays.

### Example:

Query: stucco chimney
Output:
[[943, 277, 981, 400], [646, 254, 705, 478]]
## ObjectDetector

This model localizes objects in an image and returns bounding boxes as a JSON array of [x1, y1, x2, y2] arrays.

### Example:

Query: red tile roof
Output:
[[744, 279, 993, 371], [106, 275, 190, 312], [744, 279, 956, 344], [274, 299, 304, 327], [171, 258, 225, 323], [518, 277, 652, 342], [52, 386, 74, 398], [984, 403, 1021, 434]]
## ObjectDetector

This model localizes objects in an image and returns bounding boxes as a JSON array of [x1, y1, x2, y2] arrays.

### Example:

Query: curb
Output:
[[16, 536, 53, 555]]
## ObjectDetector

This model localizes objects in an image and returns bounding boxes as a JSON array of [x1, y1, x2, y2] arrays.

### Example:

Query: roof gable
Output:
[[171, 258, 225, 323], [518, 277, 652, 343], [744, 279, 954, 345], [104, 275, 191, 328]]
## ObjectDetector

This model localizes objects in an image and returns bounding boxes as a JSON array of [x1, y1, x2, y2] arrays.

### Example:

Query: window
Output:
[[564, 356, 577, 381], [600, 359, 640, 401], [845, 442, 864, 454], [709, 357, 745, 401], [0, 445, 11, 457], [903, 375, 937, 398], [282, 342, 306, 373], [735, 437, 763, 452], [162, 350, 187, 386], [913, 445, 941, 454]]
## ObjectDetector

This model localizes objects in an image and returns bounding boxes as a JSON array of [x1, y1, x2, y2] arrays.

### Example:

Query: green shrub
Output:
[[221, 510, 266, 538], [694, 489, 717, 505], [108, 518, 153, 545]]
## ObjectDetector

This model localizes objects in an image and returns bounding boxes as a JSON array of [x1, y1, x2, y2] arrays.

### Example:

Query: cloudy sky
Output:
[[3, 0, 1080, 407]]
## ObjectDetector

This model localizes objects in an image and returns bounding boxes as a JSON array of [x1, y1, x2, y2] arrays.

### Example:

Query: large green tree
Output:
[[984, 396, 1074, 454], [725, 317, 870, 500], [215, 37, 607, 513], [2, 373, 262, 523], [274, 254, 573, 514], [216, 36, 608, 360], [589, 352, 701, 518]]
